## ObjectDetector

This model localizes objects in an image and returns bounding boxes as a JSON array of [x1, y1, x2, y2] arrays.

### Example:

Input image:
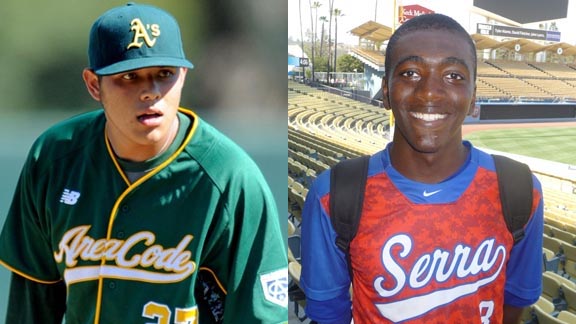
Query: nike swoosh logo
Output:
[[423, 189, 442, 197]]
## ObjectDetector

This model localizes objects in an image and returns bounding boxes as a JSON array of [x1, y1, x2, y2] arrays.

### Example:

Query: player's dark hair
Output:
[[384, 13, 477, 81]]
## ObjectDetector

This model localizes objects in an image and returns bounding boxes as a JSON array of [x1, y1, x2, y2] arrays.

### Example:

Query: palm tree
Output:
[[333, 8, 343, 85], [319, 16, 328, 57], [309, 1, 321, 81], [327, 0, 335, 84], [298, 0, 306, 80]]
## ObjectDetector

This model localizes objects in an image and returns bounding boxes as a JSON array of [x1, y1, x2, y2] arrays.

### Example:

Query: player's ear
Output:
[[382, 76, 391, 110], [83, 68, 102, 102], [178, 67, 188, 84], [467, 85, 478, 117]]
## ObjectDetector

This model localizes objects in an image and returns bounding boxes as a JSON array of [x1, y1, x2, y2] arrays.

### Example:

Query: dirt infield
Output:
[[462, 120, 576, 137]]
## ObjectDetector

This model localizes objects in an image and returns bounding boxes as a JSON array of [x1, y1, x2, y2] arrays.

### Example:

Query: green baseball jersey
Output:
[[0, 108, 288, 323]]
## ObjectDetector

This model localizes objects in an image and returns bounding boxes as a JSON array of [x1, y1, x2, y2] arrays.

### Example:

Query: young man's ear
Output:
[[82, 68, 102, 102], [468, 86, 478, 117], [382, 76, 391, 110]]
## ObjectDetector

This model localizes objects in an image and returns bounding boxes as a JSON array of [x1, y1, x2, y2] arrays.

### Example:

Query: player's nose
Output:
[[140, 79, 162, 101]]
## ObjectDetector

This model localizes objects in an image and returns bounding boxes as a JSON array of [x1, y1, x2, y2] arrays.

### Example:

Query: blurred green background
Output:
[[0, 0, 287, 322]]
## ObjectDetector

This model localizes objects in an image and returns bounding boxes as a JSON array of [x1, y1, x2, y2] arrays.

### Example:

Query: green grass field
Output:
[[464, 126, 576, 165]]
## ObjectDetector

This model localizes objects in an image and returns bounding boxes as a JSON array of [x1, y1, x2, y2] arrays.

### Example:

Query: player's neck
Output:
[[107, 117, 180, 162], [390, 141, 469, 184]]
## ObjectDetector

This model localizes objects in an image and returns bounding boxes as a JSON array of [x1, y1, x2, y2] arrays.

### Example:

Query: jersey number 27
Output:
[[142, 301, 198, 324]]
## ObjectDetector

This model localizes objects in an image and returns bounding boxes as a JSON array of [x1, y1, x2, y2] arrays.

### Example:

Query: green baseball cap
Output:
[[89, 2, 194, 75]]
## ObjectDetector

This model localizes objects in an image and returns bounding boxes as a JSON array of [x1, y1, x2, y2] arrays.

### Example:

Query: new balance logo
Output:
[[60, 189, 81, 205], [423, 189, 442, 197]]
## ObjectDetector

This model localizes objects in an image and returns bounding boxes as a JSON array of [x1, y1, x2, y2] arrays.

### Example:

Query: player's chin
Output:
[[134, 128, 164, 143], [409, 135, 444, 154]]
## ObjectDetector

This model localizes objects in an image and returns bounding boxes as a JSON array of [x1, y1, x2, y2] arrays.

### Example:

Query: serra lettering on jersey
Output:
[[372, 234, 506, 322]]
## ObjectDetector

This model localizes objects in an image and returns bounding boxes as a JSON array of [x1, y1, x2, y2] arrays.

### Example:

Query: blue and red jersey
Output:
[[301, 142, 543, 324]]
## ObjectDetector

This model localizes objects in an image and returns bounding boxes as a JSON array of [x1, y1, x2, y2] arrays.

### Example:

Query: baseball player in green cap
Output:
[[0, 3, 287, 323]]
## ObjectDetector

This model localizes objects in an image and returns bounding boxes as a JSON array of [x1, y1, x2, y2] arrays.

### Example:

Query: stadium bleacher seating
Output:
[[480, 76, 551, 99], [289, 80, 389, 155], [563, 283, 576, 315], [524, 297, 555, 323], [534, 305, 576, 324], [470, 59, 576, 101], [544, 247, 562, 274]]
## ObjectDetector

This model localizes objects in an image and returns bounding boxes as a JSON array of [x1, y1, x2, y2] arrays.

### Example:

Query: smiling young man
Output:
[[0, 3, 287, 323], [300, 14, 543, 324]]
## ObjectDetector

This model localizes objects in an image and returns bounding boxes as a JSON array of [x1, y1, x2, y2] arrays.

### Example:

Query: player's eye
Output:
[[400, 70, 420, 79], [446, 72, 464, 80], [158, 69, 175, 78], [122, 72, 137, 80]]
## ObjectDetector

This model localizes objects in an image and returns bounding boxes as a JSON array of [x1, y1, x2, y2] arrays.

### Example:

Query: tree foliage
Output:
[[337, 55, 364, 72]]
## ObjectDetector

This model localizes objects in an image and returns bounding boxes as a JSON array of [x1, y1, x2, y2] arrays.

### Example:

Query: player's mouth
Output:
[[410, 112, 447, 122], [137, 111, 164, 126]]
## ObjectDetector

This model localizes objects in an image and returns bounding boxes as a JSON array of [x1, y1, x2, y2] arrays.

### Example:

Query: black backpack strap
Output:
[[329, 155, 370, 277], [492, 154, 533, 245]]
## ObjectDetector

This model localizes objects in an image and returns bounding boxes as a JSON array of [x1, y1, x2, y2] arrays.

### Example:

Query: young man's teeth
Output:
[[411, 112, 446, 121]]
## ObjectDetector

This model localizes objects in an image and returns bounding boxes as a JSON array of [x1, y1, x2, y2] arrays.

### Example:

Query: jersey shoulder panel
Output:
[[181, 115, 268, 192], [28, 110, 105, 167]]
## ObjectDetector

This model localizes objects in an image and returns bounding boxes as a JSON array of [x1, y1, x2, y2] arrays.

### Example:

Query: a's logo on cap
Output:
[[127, 18, 161, 49]]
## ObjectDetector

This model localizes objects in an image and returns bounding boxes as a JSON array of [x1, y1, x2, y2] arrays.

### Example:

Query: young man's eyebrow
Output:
[[394, 55, 470, 72], [395, 55, 423, 69], [443, 57, 470, 71]]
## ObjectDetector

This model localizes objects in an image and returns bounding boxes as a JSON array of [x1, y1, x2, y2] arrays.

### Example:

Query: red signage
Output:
[[399, 4, 435, 24]]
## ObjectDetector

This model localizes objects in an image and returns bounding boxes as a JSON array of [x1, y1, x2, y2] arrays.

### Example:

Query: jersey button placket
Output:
[[115, 204, 129, 240]]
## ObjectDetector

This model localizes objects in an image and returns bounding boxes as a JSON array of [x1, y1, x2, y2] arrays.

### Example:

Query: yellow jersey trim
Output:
[[95, 108, 199, 324], [0, 259, 62, 285], [199, 266, 228, 295]]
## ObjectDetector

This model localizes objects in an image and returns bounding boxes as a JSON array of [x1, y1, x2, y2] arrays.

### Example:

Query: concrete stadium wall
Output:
[[465, 103, 576, 123]]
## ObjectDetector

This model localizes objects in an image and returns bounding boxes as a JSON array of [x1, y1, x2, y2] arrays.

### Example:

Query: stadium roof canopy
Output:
[[350, 20, 576, 58], [539, 42, 576, 56], [498, 38, 546, 54], [349, 21, 393, 43], [471, 34, 503, 50], [470, 34, 576, 55]]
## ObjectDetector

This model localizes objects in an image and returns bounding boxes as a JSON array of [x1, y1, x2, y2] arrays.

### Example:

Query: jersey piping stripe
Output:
[[105, 132, 131, 185], [199, 266, 228, 295], [0, 259, 62, 285], [94, 108, 199, 324]]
